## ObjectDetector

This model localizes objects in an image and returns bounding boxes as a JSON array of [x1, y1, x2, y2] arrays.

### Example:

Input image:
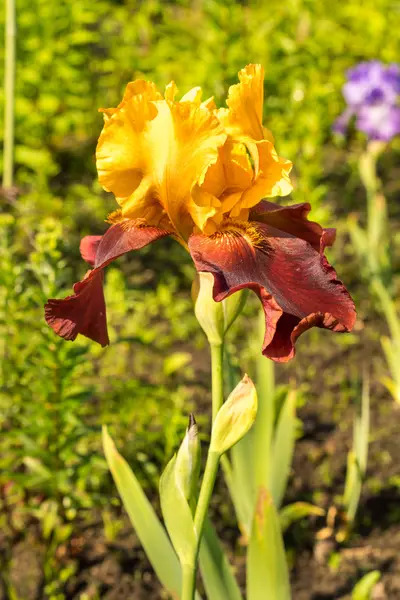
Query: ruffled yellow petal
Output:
[[167, 101, 226, 234], [228, 141, 292, 218], [97, 93, 158, 200], [99, 80, 162, 121], [181, 86, 202, 103], [165, 81, 178, 102], [201, 141, 252, 197], [218, 64, 265, 142], [96, 81, 226, 239], [122, 80, 163, 103], [202, 96, 217, 110], [96, 67, 293, 239]]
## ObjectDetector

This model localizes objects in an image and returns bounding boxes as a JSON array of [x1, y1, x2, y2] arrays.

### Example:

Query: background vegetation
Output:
[[1, 0, 399, 598]]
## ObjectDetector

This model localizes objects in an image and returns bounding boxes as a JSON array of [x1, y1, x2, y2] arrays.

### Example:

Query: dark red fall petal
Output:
[[45, 221, 171, 345], [94, 221, 171, 269], [188, 222, 356, 362], [80, 236, 102, 266], [250, 200, 336, 252], [45, 270, 108, 346]]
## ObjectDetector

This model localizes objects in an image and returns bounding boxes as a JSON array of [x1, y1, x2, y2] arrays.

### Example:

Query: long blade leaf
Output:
[[102, 426, 182, 599], [270, 389, 297, 508], [223, 349, 256, 537], [199, 518, 243, 600], [247, 488, 291, 600]]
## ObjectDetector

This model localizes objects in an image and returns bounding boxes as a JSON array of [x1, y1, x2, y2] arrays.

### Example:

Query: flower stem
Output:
[[181, 563, 196, 600], [359, 142, 387, 276], [181, 342, 224, 600], [3, 0, 16, 188], [210, 343, 224, 422]]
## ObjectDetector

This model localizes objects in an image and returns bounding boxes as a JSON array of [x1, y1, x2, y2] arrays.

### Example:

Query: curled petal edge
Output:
[[45, 221, 171, 346]]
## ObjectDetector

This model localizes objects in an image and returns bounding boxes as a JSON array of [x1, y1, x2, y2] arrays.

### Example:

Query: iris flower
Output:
[[334, 61, 400, 142], [45, 65, 356, 362]]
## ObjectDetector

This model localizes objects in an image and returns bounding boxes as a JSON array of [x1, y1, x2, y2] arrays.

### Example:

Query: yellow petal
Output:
[[165, 101, 226, 235], [228, 140, 292, 217], [97, 86, 227, 239], [218, 64, 265, 142], [188, 187, 222, 232], [122, 80, 163, 104], [201, 141, 252, 199], [96, 93, 158, 200], [165, 81, 178, 102], [256, 140, 293, 197], [201, 96, 217, 110], [99, 80, 162, 121], [181, 86, 202, 103]]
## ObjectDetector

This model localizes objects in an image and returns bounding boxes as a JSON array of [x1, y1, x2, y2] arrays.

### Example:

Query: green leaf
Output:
[[347, 217, 368, 262], [354, 376, 370, 475], [247, 488, 291, 600], [380, 336, 400, 404], [222, 351, 256, 538], [352, 570, 381, 600], [270, 389, 297, 508], [344, 376, 370, 522], [279, 502, 325, 532], [199, 518, 243, 600], [159, 455, 197, 566], [163, 352, 192, 377], [23, 456, 52, 481], [227, 431, 257, 538], [102, 427, 182, 599], [343, 450, 362, 523]]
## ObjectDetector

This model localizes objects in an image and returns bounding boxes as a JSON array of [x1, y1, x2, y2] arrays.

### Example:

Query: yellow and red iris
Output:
[[45, 65, 356, 362]]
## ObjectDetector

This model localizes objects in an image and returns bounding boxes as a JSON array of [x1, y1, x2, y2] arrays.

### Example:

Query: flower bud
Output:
[[192, 272, 225, 345], [192, 272, 247, 345], [174, 414, 201, 502], [210, 374, 258, 455]]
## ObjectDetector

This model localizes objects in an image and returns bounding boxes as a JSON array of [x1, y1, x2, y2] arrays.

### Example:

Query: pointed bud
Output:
[[210, 374, 258, 455], [174, 414, 201, 502], [192, 273, 248, 345]]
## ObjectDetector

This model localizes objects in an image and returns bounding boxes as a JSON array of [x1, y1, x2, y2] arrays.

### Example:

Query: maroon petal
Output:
[[250, 200, 336, 252], [45, 270, 108, 345], [188, 221, 356, 362], [45, 221, 171, 346], [80, 236, 102, 266]]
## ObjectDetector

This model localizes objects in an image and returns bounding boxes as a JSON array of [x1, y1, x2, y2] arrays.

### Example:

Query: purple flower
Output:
[[334, 60, 400, 141]]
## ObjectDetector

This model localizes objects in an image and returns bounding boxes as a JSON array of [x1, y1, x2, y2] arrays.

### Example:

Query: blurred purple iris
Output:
[[334, 61, 400, 141]]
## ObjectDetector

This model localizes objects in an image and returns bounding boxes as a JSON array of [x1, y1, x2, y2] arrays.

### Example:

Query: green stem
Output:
[[181, 563, 196, 600], [181, 341, 224, 600], [180, 450, 220, 600], [359, 142, 387, 276], [3, 0, 16, 188], [193, 451, 220, 541], [210, 343, 224, 422]]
